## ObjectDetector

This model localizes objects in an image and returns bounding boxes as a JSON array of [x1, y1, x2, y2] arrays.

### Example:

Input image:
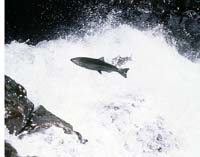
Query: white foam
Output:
[[5, 24, 200, 157]]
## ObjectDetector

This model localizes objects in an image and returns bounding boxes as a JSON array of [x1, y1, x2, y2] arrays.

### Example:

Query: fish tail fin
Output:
[[118, 68, 130, 78]]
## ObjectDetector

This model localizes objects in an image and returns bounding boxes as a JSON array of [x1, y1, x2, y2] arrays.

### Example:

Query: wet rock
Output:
[[5, 75, 87, 144], [23, 105, 73, 134], [167, 10, 200, 58], [21, 105, 88, 144], [5, 75, 34, 135], [5, 142, 18, 157]]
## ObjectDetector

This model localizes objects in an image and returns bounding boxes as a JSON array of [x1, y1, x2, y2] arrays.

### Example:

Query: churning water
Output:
[[5, 24, 200, 157]]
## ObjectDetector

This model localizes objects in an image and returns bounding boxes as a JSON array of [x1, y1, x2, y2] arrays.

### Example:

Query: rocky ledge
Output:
[[5, 142, 18, 157], [5, 75, 87, 156]]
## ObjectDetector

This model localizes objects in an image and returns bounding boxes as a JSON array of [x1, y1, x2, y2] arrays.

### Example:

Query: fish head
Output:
[[70, 57, 81, 65]]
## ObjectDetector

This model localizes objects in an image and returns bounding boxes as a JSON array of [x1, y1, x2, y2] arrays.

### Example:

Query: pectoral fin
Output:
[[97, 70, 102, 74], [99, 57, 105, 61]]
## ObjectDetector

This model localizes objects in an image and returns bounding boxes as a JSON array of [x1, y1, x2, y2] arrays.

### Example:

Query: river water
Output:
[[5, 23, 200, 157]]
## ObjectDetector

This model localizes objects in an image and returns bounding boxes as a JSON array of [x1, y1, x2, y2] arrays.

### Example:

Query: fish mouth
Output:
[[70, 58, 79, 64], [70, 58, 76, 62]]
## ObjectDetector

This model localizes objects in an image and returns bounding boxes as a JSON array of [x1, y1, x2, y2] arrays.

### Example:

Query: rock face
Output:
[[5, 142, 18, 157], [22, 105, 73, 135], [5, 75, 34, 135], [5, 75, 87, 156]]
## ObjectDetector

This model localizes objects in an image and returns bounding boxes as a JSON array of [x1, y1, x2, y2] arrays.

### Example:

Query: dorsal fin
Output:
[[98, 57, 105, 61]]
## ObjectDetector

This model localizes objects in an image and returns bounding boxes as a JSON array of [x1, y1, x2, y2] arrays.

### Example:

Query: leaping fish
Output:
[[70, 57, 129, 78]]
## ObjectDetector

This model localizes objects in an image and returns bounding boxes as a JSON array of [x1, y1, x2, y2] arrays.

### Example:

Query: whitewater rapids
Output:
[[5, 24, 200, 157]]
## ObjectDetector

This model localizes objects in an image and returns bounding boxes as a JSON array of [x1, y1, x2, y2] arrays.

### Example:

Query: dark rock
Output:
[[74, 131, 88, 144], [5, 75, 34, 135], [5, 142, 18, 157], [23, 105, 73, 134], [5, 75, 87, 144], [21, 105, 88, 144], [167, 10, 200, 58]]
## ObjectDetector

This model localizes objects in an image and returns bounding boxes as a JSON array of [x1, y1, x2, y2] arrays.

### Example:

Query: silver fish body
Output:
[[71, 57, 129, 78]]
